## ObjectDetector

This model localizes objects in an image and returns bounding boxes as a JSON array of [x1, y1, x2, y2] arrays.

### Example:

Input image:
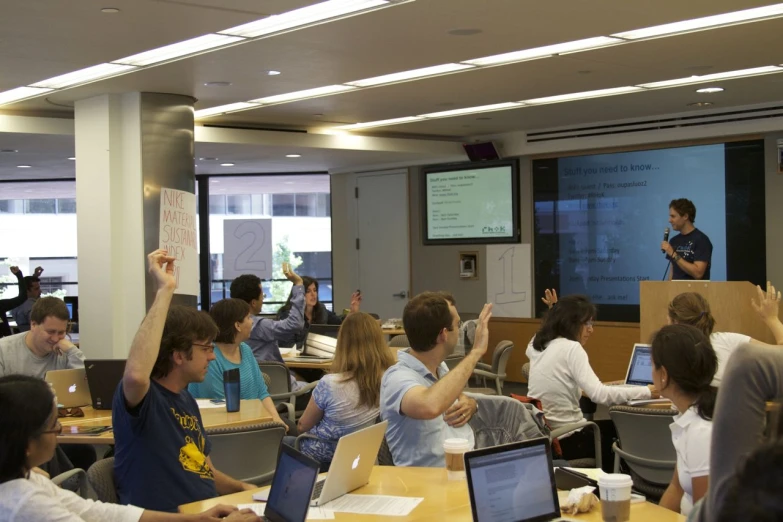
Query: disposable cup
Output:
[[597, 473, 633, 522], [443, 438, 471, 480]]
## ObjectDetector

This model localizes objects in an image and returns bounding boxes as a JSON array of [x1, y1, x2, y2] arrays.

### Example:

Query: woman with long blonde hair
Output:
[[294, 312, 395, 466]]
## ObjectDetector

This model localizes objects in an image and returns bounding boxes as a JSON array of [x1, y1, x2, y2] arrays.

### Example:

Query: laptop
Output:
[[623, 344, 654, 386], [263, 444, 320, 522], [292, 332, 337, 361], [308, 324, 340, 339], [84, 359, 126, 410], [311, 421, 388, 506], [45, 368, 92, 408], [465, 437, 567, 522]]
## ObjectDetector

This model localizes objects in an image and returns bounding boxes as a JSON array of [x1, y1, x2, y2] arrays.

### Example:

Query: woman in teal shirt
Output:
[[188, 298, 292, 432]]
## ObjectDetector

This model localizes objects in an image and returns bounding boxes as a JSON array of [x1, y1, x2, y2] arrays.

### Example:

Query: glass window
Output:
[[25, 199, 57, 214], [251, 194, 270, 215], [58, 199, 77, 213], [0, 200, 24, 214], [227, 194, 251, 215], [272, 194, 295, 217], [316, 193, 331, 217], [295, 194, 317, 217], [209, 195, 226, 214]]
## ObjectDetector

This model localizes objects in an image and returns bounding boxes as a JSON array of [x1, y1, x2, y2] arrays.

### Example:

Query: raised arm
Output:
[[123, 250, 177, 408], [0, 267, 27, 313], [254, 263, 304, 341], [400, 304, 492, 419], [751, 281, 783, 345]]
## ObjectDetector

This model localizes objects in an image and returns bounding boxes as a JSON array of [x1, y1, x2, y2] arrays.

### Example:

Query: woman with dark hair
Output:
[[667, 282, 783, 386], [526, 295, 654, 461], [0, 374, 258, 521], [188, 298, 290, 432], [651, 324, 717, 516], [277, 276, 361, 348]]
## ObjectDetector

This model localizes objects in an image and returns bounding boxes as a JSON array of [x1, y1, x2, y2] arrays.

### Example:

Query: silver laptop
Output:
[[623, 344, 654, 386], [45, 368, 92, 408], [310, 421, 388, 506], [291, 332, 337, 362]]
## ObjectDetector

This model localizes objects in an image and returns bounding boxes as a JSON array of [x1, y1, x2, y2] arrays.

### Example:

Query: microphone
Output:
[[661, 227, 670, 254]]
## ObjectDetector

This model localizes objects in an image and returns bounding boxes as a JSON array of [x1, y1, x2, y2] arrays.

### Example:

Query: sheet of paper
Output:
[[324, 494, 424, 516], [486, 243, 532, 318], [195, 399, 225, 409], [236, 503, 334, 520], [237, 503, 265, 515], [251, 490, 270, 502]]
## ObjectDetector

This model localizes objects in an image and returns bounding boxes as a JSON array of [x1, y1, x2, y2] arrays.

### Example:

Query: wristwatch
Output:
[[672, 253, 681, 262]]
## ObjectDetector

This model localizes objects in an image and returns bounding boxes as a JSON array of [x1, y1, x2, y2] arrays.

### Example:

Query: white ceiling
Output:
[[1, 0, 783, 177]]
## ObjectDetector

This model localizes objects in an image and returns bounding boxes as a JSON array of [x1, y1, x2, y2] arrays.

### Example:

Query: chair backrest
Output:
[[388, 334, 410, 348], [207, 422, 286, 485], [444, 354, 463, 371], [609, 406, 677, 485], [258, 361, 292, 394], [521, 362, 530, 381], [491, 340, 514, 375], [87, 457, 118, 504]]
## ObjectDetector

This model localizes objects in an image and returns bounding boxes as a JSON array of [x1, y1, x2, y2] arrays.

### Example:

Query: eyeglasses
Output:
[[40, 420, 63, 435], [193, 342, 215, 354], [585, 321, 595, 329]]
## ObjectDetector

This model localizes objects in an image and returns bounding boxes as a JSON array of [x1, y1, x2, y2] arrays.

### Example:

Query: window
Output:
[[295, 194, 317, 217], [272, 194, 295, 216], [227, 194, 251, 215], [209, 195, 226, 214], [58, 199, 77, 213], [25, 199, 57, 214]]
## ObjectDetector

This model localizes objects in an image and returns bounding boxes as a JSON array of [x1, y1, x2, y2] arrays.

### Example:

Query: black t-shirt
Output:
[[668, 228, 713, 280]]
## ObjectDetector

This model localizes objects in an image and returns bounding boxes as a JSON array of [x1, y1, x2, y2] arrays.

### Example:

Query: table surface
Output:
[[381, 327, 405, 337], [59, 400, 272, 445], [283, 356, 334, 370], [179, 466, 685, 521]]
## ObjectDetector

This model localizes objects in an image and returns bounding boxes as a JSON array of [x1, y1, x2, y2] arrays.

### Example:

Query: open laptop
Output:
[[84, 359, 126, 410], [290, 332, 337, 361], [623, 344, 654, 386], [263, 444, 320, 522], [310, 421, 388, 506], [45, 368, 92, 408], [308, 324, 340, 339], [465, 437, 567, 522]]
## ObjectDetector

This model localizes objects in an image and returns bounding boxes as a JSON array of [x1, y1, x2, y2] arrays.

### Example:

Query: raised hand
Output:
[[541, 288, 558, 309], [752, 281, 781, 321], [471, 303, 494, 358], [350, 290, 362, 313], [9, 266, 20, 275], [33, 266, 44, 277], [147, 249, 177, 290], [282, 262, 303, 286]]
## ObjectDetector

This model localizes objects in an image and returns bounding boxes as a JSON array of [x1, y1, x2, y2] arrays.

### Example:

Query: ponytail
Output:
[[694, 385, 718, 421]]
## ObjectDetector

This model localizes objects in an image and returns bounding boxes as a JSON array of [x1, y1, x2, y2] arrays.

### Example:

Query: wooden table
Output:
[[381, 327, 406, 338], [283, 356, 334, 371], [59, 400, 273, 445], [179, 466, 685, 521]]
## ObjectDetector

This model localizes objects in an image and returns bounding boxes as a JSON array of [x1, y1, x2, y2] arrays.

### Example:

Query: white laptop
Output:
[[623, 344, 654, 386], [310, 421, 388, 506], [294, 332, 337, 361], [45, 368, 92, 408]]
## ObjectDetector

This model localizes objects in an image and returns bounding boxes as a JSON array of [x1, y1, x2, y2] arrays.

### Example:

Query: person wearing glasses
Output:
[[526, 295, 655, 462], [113, 250, 257, 513]]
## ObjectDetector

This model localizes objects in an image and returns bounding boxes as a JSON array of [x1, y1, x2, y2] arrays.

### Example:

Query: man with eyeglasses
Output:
[[113, 249, 256, 513], [380, 291, 493, 467]]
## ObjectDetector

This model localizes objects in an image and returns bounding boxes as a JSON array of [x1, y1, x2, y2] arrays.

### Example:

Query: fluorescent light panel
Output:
[[30, 63, 136, 89], [462, 36, 623, 67], [0, 86, 53, 105], [219, 0, 391, 38], [251, 84, 356, 104], [613, 3, 783, 40], [194, 102, 261, 118], [638, 66, 783, 89], [420, 102, 524, 119], [346, 63, 475, 87], [522, 86, 643, 105], [113, 34, 244, 66], [335, 116, 425, 129]]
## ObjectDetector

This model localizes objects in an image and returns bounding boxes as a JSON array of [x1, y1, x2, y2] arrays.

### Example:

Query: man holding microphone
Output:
[[661, 198, 713, 280]]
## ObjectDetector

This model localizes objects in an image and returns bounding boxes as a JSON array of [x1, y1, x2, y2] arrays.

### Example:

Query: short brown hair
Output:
[[209, 298, 251, 344], [403, 291, 455, 353], [30, 297, 69, 324], [670, 198, 697, 223], [151, 305, 219, 379], [668, 292, 715, 336]]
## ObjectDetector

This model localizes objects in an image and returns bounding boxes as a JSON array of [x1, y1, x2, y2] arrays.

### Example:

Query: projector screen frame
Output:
[[421, 159, 521, 246]]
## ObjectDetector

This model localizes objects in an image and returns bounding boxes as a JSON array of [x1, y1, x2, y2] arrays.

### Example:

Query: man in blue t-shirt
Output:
[[661, 198, 713, 281], [113, 249, 256, 512]]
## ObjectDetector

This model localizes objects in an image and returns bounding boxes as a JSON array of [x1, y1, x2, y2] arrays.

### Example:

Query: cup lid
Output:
[[597, 473, 633, 487], [443, 438, 471, 451]]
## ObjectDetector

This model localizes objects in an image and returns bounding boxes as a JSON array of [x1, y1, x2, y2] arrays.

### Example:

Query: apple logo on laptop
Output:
[[68, 384, 77, 393], [352, 455, 360, 470]]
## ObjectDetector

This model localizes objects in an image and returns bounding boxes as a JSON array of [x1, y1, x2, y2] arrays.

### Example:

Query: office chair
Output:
[[259, 361, 318, 421], [467, 340, 514, 395], [208, 422, 287, 485], [87, 457, 118, 503], [388, 334, 410, 348], [52, 468, 90, 499]]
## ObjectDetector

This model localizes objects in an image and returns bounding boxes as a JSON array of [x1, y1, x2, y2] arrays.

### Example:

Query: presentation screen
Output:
[[423, 160, 520, 245], [533, 140, 766, 322]]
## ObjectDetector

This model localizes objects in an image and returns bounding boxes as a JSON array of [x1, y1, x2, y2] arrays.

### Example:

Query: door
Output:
[[356, 171, 410, 320]]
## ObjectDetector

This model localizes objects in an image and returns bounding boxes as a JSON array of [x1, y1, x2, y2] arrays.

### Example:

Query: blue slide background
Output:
[[556, 144, 727, 305]]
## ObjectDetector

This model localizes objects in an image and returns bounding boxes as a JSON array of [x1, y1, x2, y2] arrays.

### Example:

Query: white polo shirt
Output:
[[710, 332, 751, 386], [670, 406, 712, 516]]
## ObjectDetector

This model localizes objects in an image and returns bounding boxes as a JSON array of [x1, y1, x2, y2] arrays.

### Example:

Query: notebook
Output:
[[45, 368, 92, 408], [262, 444, 320, 522]]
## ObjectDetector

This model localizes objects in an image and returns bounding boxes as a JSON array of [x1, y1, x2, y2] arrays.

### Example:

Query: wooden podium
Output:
[[640, 281, 775, 344]]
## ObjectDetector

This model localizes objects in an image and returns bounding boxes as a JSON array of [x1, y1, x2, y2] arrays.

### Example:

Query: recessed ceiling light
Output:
[[31, 63, 136, 89], [688, 101, 714, 107], [286, 154, 302, 158], [448, 28, 482, 36], [113, 34, 242, 67], [220, 163, 235, 167], [17, 165, 32, 168], [101, 7, 120, 13], [267, 70, 282, 76], [334, 116, 426, 130], [0, 86, 53, 105], [346, 63, 475, 87], [462, 36, 623, 67], [696, 87, 724, 93], [420, 102, 523, 119], [199, 157, 219, 161], [204, 81, 232, 87], [251, 84, 356, 105], [522, 86, 642, 105], [0, 149, 18, 153], [638, 66, 783, 89], [68, 157, 76, 160]]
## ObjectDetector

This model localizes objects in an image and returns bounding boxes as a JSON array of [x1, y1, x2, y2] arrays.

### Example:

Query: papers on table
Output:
[[237, 503, 335, 520], [251, 490, 269, 502], [324, 494, 424, 516], [195, 399, 225, 409]]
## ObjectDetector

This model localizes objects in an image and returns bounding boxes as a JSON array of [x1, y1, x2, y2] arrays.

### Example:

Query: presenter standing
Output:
[[661, 198, 713, 280]]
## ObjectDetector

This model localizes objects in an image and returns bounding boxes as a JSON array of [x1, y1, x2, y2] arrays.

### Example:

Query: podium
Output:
[[640, 281, 776, 344]]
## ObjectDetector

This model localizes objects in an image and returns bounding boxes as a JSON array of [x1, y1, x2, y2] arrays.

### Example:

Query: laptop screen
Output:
[[266, 447, 318, 522], [466, 442, 559, 522], [626, 345, 654, 386]]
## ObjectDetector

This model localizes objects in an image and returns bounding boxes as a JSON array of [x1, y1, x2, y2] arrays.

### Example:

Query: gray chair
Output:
[[609, 405, 677, 500], [87, 457, 118, 504], [207, 422, 287, 486], [467, 340, 514, 395], [259, 361, 318, 421], [444, 354, 464, 371], [388, 334, 410, 348], [521, 362, 530, 381], [52, 468, 90, 499]]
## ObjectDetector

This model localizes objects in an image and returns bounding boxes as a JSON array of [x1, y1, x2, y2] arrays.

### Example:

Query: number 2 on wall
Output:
[[233, 221, 267, 272]]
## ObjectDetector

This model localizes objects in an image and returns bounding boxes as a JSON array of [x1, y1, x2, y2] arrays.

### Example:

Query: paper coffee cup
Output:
[[443, 438, 471, 480], [597, 474, 633, 522]]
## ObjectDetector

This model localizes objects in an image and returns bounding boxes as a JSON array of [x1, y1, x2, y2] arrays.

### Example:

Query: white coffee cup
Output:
[[597, 473, 633, 522], [443, 438, 472, 480]]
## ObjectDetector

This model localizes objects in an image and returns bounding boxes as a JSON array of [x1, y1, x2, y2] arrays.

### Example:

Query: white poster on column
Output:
[[486, 244, 532, 318], [222, 219, 273, 280], [159, 187, 198, 295]]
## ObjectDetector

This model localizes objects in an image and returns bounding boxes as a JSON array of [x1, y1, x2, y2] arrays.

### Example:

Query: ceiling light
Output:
[[286, 154, 302, 158], [688, 101, 714, 107], [218, 0, 393, 38], [346, 63, 475, 87], [0, 149, 19, 153], [462, 36, 623, 67], [251, 84, 356, 104], [30, 63, 136, 89], [267, 70, 282, 76], [203, 81, 232, 87], [199, 157, 219, 161], [194, 102, 261, 119], [637, 66, 783, 89], [113, 34, 243, 67], [612, 3, 783, 40], [335, 116, 426, 130], [17, 165, 32, 169], [68, 157, 76, 160], [696, 87, 724, 93], [220, 163, 235, 167], [0, 86, 53, 106], [101, 7, 120, 13], [522, 86, 643, 105], [420, 102, 523, 118]]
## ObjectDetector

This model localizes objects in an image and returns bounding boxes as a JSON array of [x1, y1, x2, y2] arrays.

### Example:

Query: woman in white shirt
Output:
[[0, 374, 259, 522], [526, 295, 654, 462], [666, 282, 783, 385], [651, 324, 718, 516]]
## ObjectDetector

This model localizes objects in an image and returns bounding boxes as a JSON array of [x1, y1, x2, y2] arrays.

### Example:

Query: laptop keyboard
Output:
[[311, 478, 326, 500]]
